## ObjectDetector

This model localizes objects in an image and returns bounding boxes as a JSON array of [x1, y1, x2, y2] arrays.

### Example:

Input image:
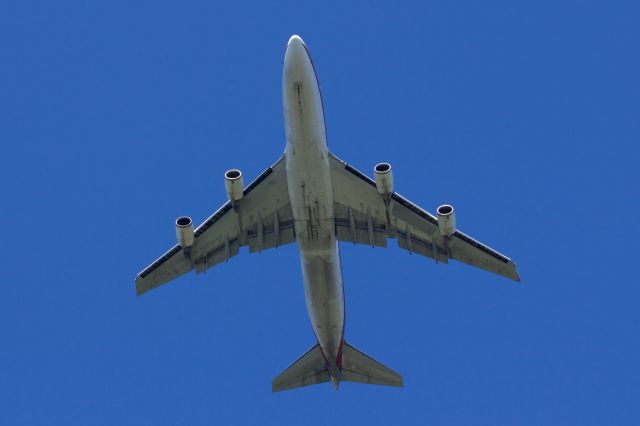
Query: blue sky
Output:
[[1, 1, 639, 424]]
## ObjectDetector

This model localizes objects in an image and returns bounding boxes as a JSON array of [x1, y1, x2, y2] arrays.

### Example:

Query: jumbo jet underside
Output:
[[135, 35, 520, 392]]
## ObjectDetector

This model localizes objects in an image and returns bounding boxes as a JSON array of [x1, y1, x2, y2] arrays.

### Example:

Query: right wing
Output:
[[135, 155, 295, 295], [329, 153, 520, 281]]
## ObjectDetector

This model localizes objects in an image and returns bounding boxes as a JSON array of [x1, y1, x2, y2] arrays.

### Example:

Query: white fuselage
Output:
[[283, 36, 345, 377]]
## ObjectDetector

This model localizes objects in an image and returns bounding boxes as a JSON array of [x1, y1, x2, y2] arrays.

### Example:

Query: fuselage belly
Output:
[[283, 36, 344, 376]]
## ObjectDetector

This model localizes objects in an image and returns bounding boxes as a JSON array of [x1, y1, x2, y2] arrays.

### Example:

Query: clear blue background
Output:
[[1, 1, 639, 424]]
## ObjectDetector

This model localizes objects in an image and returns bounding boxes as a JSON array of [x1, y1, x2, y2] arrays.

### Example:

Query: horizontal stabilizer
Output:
[[341, 342, 403, 387], [272, 344, 330, 392]]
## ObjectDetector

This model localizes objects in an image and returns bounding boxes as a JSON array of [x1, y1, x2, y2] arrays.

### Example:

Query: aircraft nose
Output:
[[284, 34, 311, 75], [286, 35, 308, 60], [288, 34, 306, 47]]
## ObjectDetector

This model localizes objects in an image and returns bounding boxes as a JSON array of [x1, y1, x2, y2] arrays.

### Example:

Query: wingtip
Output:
[[135, 276, 148, 296], [511, 261, 522, 283]]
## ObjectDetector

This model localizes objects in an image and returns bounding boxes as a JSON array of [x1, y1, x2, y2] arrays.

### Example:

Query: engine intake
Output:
[[175, 216, 194, 247], [374, 162, 393, 195], [437, 204, 456, 236], [225, 169, 244, 202]]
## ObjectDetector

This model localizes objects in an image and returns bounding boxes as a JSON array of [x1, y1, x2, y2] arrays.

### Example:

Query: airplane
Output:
[[135, 35, 520, 392]]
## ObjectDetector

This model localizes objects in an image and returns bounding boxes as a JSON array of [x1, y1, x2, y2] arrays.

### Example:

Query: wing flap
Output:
[[247, 207, 296, 253], [333, 202, 388, 247], [396, 229, 449, 263], [193, 235, 241, 274]]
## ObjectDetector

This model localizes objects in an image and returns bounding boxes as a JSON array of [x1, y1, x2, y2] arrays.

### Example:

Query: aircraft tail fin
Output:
[[272, 344, 330, 392], [340, 341, 404, 388]]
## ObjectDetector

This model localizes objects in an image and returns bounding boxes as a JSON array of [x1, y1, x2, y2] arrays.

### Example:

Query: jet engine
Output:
[[374, 162, 393, 195], [437, 204, 456, 236], [224, 169, 244, 203], [175, 216, 194, 248]]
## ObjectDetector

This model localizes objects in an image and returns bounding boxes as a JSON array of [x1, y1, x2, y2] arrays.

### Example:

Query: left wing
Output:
[[135, 155, 295, 295], [329, 153, 520, 282]]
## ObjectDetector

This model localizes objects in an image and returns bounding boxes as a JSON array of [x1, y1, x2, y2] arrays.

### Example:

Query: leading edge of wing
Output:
[[194, 161, 280, 238], [332, 152, 442, 232], [330, 152, 440, 226], [137, 244, 183, 280]]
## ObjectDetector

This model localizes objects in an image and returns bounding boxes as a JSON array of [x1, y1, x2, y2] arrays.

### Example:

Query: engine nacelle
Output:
[[374, 162, 393, 195], [175, 216, 194, 248], [224, 169, 244, 202], [437, 204, 456, 236]]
